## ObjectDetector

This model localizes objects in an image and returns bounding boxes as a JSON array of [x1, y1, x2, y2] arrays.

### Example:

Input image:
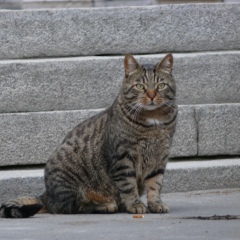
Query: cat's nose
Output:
[[147, 89, 156, 100]]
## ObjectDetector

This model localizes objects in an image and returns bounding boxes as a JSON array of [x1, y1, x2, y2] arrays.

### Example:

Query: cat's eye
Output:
[[157, 83, 166, 90], [136, 84, 145, 90]]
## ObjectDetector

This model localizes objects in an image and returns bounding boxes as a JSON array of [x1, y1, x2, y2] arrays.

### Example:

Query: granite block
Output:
[[0, 4, 239, 59], [0, 52, 239, 113], [195, 104, 240, 156], [0, 109, 102, 166]]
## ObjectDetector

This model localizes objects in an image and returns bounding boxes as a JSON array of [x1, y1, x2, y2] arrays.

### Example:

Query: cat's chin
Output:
[[143, 105, 160, 111]]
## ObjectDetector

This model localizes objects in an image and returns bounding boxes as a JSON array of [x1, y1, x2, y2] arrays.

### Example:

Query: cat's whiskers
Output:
[[132, 103, 142, 122], [162, 100, 175, 110], [120, 101, 143, 130], [127, 102, 143, 129], [123, 100, 140, 114], [127, 101, 140, 113]]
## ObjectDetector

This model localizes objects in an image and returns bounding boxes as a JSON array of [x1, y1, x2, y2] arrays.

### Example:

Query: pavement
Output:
[[0, 188, 240, 240]]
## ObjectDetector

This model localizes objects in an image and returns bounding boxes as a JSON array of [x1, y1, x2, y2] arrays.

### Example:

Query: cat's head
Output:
[[121, 54, 176, 112]]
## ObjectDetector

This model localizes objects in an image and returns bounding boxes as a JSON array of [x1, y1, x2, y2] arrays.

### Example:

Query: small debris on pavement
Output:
[[133, 215, 144, 219]]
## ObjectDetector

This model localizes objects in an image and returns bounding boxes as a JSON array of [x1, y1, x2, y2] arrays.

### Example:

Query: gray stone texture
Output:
[[1, 159, 239, 203], [0, 109, 101, 166], [21, 0, 93, 9], [0, 170, 44, 204], [1, 52, 240, 113], [0, 4, 239, 59], [170, 105, 197, 158], [0, 57, 123, 113], [196, 104, 240, 156], [0, 0, 22, 10], [165, 159, 240, 193]]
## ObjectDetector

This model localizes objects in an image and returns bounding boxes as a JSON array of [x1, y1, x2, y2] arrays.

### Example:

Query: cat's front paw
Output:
[[148, 202, 169, 213], [127, 202, 148, 214]]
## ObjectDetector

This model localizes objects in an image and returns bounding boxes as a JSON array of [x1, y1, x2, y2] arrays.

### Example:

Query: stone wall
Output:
[[0, 3, 239, 197]]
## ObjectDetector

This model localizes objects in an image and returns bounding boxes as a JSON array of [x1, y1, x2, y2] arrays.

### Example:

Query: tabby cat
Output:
[[0, 53, 177, 218]]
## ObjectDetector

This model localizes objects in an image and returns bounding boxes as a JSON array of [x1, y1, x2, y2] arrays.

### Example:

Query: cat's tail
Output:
[[0, 196, 46, 218]]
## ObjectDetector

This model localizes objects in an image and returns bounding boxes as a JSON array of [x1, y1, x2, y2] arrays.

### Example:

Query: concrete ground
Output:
[[0, 188, 240, 240]]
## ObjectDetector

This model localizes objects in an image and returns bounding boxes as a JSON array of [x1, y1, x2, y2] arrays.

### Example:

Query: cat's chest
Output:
[[137, 137, 165, 161], [135, 135, 167, 167], [136, 126, 172, 167], [146, 118, 164, 126], [138, 138, 159, 153]]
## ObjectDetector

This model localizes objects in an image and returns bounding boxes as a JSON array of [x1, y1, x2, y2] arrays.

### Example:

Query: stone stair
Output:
[[1, 4, 239, 59], [0, 0, 224, 10], [0, 3, 240, 201]]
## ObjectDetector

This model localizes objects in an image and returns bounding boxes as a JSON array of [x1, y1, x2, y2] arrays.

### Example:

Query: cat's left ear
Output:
[[155, 54, 173, 74], [124, 54, 140, 77]]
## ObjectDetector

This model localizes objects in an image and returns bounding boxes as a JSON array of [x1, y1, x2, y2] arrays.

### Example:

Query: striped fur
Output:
[[0, 54, 177, 217]]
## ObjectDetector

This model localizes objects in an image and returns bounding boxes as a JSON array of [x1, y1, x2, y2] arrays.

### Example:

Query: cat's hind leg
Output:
[[93, 202, 118, 213], [79, 190, 118, 213]]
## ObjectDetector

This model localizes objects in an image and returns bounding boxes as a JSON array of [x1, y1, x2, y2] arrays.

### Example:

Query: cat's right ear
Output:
[[155, 53, 174, 74], [124, 54, 140, 77]]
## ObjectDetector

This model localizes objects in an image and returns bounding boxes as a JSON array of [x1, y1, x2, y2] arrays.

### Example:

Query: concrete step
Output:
[[1, 158, 239, 203], [0, 4, 239, 59], [0, 104, 240, 166], [1, 51, 240, 113]]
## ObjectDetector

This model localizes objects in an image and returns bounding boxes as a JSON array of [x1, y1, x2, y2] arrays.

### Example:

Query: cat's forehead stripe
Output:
[[141, 65, 159, 84]]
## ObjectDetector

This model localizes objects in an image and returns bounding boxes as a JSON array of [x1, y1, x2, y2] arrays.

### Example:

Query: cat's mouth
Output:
[[149, 101, 155, 106], [143, 100, 167, 111]]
